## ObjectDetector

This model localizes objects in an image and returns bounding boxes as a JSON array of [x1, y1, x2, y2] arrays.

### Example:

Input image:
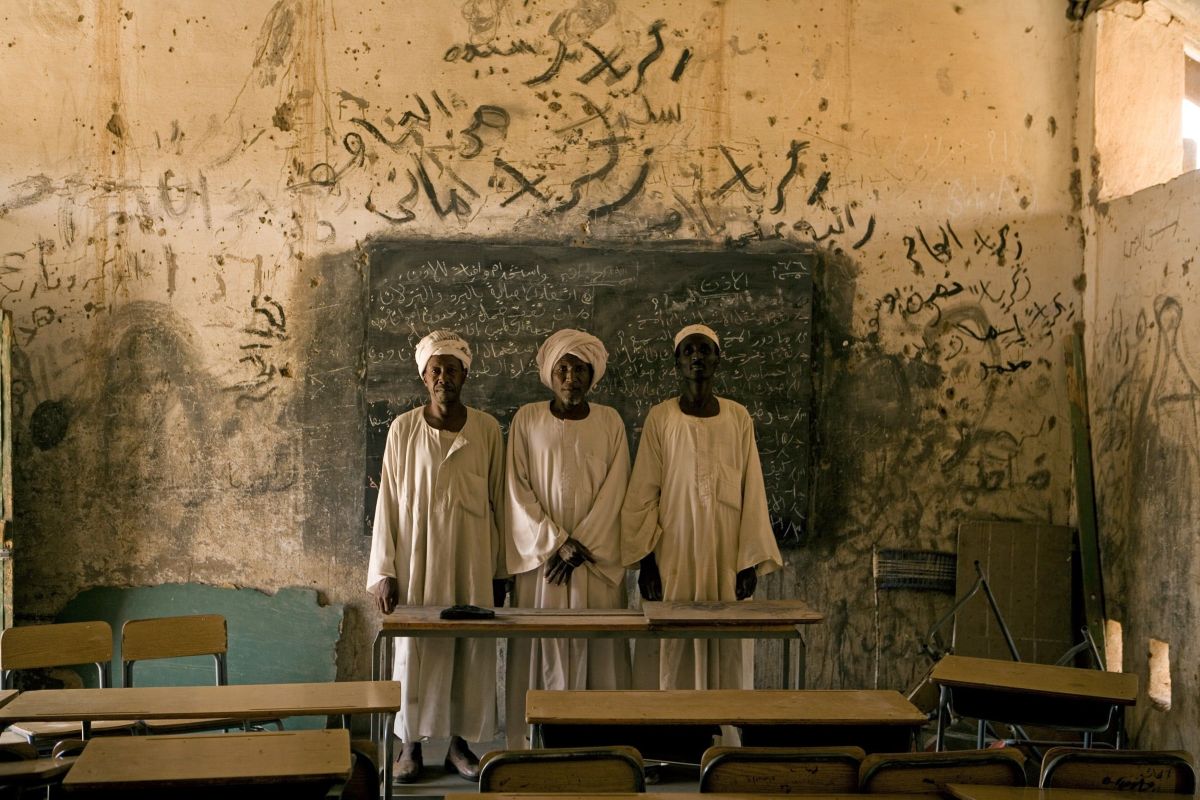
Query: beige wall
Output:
[[1092, 169, 1200, 753], [0, 0, 1082, 694], [1084, 0, 1200, 755]]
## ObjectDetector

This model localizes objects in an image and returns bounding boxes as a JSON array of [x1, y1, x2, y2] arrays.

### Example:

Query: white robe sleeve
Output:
[[571, 409, 631, 585], [736, 409, 784, 577], [621, 406, 665, 567], [505, 408, 569, 575], [367, 419, 402, 589]]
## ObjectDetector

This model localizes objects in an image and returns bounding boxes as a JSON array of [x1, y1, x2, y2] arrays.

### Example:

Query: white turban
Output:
[[536, 329, 608, 390], [414, 330, 472, 376], [673, 324, 720, 351]]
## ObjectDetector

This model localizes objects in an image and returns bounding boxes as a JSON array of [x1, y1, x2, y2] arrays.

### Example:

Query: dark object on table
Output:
[[440, 605, 495, 620]]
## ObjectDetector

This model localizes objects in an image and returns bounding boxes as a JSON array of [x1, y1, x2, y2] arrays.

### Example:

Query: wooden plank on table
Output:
[[931, 655, 1137, 703], [527, 689, 926, 726], [63, 729, 349, 789], [946, 784, 1197, 800], [382, 607, 647, 633], [0, 681, 401, 723], [641, 599, 823, 625]]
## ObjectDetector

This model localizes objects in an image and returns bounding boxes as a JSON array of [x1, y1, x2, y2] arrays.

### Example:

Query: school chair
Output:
[[1040, 747, 1196, 793], [858, 748, 1027, 794], [478, 745, 646, 792], [120, 613, 281, 733], [0, 621, 136, 747], [699, 744, 866, 793]]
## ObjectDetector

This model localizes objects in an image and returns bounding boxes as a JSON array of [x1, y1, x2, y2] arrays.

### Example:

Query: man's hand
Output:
[[545, 538, 596, 585], [735, 566, 757, 600], [370, 577, 400, 615], [492, 578, 512, 608], [638, 553, 663, 601]]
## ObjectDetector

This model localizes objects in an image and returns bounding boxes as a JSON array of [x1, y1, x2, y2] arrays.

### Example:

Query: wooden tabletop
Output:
[[527, 689, 927, 726], [642, 599, 823, 625], [381, 604, 821, 634], [63, 729, 350, 790], [0, 688, 18, 710], [0, 680, 400, 723], [945, 785, 1197, 800], [931, 656, 1139, 704]]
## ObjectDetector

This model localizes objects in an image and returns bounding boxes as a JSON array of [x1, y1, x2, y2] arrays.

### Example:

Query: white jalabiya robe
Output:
[[367, 406, 505, 742], [504, 402, 632, 746], [621, 397, 783, 690]]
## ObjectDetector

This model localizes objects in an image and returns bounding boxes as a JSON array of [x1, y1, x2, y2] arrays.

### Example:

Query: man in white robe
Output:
[[505, 329, 632, 747], [367, 330, 507, 783], [621, 324, 784, 690]]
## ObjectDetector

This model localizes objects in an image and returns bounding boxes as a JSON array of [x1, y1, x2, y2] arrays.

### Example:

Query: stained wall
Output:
[[0, 0, 1082, 692]]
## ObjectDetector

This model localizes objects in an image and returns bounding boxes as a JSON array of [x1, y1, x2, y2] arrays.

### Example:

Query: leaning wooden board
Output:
[[641, 599, 823, 626]]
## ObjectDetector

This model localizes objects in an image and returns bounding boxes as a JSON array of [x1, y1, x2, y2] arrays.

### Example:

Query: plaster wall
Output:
[[0, 0, 1082, 692], [1093, 1, 1186, 202], [1092, 169, 1200, 753]]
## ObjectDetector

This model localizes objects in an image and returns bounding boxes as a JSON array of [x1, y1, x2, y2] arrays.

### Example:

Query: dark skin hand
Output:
[[638, 553, 663, 601], [371, 576, 400, 614], [493, 578, 511, 608], [545, 537, 596, 585], [736, 567, 757, 600]]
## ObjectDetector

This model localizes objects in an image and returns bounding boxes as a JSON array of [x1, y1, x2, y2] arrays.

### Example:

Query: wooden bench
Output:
[[930, 655, 1139, 749], [527, 689, 927, 756]]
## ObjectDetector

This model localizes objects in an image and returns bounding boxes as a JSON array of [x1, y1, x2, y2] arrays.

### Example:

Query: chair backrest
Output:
[[700, 745, 865, 793], [120, 614, 227, 688], [479, 746, 645, 792], [1040, 747, 1196, 793], [859, 748, 1027, 794], [0, 622, 113, 688]]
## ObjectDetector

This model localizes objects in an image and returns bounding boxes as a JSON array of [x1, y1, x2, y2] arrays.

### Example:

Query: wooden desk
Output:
[[0, 688, 18, 711], [0, 680, 400, 726], [946, 784, 1197, 800], [527, 689, 926, 753], [931, 655, 1139, 750], [62, 728, 350, 798], [0, 681, 400, 800]]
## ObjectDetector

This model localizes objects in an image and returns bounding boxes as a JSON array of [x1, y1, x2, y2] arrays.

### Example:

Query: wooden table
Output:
[[527, 689, 927, 753], [375, 602, 822, 691], [945, 784, 1197, 800], [62, 728, 350, 798], [0, 688, 18, 710], [0, 681, 400, 800], [930, 655, 1139, 749]]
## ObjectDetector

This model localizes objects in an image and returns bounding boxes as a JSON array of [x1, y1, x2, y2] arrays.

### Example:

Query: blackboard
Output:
[[364, 241, 814, 546]]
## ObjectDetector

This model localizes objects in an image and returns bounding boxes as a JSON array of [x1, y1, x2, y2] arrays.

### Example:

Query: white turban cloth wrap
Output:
[[673, 323, 720, 351], [414, 330, 473, 376], [535, 329, 609, 390]]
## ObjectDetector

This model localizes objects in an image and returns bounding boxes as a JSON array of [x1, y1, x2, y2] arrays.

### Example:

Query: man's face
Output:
[[675, 334, 720, 381], [422, 354, 467, 403], [550, 353, 594, 409]]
